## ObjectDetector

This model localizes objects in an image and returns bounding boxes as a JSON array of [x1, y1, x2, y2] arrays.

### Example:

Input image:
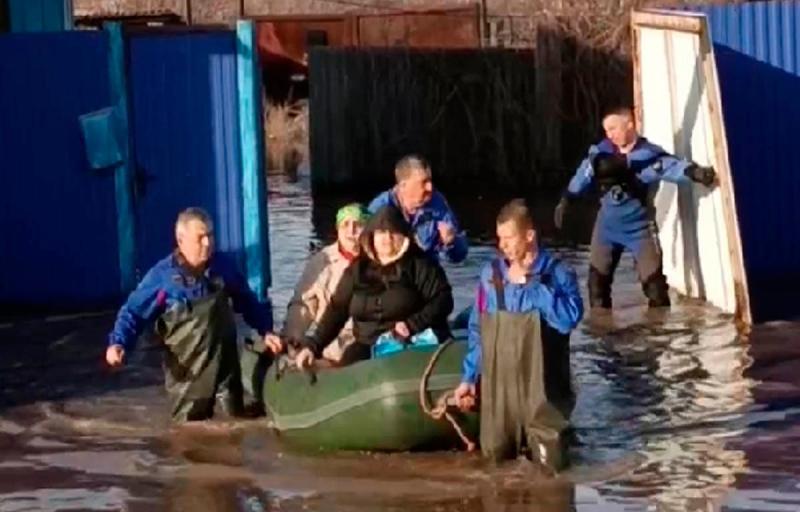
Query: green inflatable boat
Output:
[[239, 339, 479, 452]]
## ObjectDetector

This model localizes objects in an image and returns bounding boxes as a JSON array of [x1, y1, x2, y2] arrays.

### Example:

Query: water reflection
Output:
[[574, 309, 754, 510]]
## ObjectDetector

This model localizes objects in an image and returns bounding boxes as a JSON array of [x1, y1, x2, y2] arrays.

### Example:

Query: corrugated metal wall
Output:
[[0, 32, 121, 305], [257, 16, 355, 65], [255, 6, 479, 63], [690, 1, 800, 321], [309, 47, 542, 192], [0, 26, 270, 310], [128, 31, 245, 275]]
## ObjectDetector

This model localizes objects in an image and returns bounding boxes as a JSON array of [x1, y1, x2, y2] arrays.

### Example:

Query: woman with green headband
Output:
[[278, 203, 370, 362]]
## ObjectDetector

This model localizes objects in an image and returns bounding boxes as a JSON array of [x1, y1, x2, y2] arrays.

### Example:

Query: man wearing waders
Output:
[[454, 199, 583, 470], [554, 106, 717, 309], [106, 208, 281, 422]]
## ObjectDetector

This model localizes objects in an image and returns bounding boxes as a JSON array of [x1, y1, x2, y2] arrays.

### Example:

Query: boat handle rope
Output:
[[419, 339, 476, 452]]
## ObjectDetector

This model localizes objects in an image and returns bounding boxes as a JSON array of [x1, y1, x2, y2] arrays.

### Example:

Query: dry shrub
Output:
[[490, 0, 693, 167], [537, 0, 644, 138], [505, 0, 719, 129], [264, 100, 308, 175]]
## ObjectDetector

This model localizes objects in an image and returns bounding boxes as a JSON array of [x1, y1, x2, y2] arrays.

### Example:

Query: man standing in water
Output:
[[455, 199, 583, 470], [105, 207, 281, 422], [554, 106, 717, 309], [368, 154, 468, 264]]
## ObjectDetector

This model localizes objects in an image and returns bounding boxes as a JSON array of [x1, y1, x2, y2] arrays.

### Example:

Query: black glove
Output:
[[554, 195, 571, 230], [685, 163, 716, 187]]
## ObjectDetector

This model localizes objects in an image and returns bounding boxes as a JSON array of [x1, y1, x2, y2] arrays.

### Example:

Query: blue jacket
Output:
[[566, 137, 693, 243], [368, 189, 468, 263], [461, 250, 583, 384], [108, 252, 273, 350]]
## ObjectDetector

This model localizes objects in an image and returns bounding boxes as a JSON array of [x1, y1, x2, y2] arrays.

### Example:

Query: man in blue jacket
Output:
[[105, 207, 281, 422], [368, 154, 468, 263], [554, 106, 717, 309], [454, 199, 583, 469]]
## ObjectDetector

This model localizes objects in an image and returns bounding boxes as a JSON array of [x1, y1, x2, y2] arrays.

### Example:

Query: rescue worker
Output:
[[280, 203, 369, 362], [105, 207, 280, 422], [368, 154, 468, 263], [454, 199, 583, 469], [554, 106, 717, 309]]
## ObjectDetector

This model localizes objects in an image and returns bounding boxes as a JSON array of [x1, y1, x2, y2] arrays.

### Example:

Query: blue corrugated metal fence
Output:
[[0, 23, 270, 310], [128, 30, 246, 276], [0, 32, 120, 305], [690, 1, 800, 321]]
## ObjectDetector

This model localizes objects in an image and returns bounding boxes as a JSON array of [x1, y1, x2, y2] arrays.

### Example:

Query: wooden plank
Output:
[[106, 22, 136, 294], [237, 20, 271, 294], [631, 16, 644, 130], [632, 9, 753, 325], [698, 19, 752, 326], [632, 10, 704, 34]]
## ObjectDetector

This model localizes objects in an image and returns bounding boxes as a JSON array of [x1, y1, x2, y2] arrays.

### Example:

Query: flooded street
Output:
[[2, 171, 800, 511]]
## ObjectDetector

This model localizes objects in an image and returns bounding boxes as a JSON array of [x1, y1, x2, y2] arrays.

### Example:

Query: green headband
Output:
[[336, 203, 370, 226]]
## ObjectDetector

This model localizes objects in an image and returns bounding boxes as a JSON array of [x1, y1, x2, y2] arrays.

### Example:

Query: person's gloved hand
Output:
[[685, 163, 717, 187], [554, 196, 570, 230]]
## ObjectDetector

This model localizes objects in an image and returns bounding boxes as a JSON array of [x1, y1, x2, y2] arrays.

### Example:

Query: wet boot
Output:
[[524, 425, 568, 474], [642, 272, 670, 308], [588, 266, 613, 309], [214, 346, 245, 418]]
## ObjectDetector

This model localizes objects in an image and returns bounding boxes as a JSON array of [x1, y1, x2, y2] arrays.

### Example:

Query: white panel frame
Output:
[[631, 10, 751, 324]]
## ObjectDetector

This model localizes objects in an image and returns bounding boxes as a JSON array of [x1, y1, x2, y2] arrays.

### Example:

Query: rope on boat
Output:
[[418, 339, 476, 452]]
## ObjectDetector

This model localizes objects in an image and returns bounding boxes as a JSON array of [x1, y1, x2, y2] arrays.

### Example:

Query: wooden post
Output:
[[105, 22, 137, 293], [478, 0, 487, 47], [237, 20, 271, 295], [185, 0, 192, 25]]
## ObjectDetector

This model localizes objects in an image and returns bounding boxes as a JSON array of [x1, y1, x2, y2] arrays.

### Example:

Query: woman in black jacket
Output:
[[295, 205, 454, 367]]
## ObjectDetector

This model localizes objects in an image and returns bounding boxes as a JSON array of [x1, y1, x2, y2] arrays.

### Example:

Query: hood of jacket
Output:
[[360, 205, 414, 264]]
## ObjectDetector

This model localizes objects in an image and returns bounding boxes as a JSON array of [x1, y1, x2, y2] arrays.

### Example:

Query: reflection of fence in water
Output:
[[581, 317, 753, 510]]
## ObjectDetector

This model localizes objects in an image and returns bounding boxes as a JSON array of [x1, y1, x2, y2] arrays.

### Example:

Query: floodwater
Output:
[[2, 171, 800, 512]]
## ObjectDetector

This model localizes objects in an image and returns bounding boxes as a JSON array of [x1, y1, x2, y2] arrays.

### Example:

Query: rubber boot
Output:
[[642, 272, 670, 308], [588, 266, 613, 309]]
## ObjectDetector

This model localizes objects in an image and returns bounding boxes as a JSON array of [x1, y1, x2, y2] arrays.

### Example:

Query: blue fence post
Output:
[[8, 0, 72, 32], [236, 20, 271, 299], [105, 22, 137, 294]]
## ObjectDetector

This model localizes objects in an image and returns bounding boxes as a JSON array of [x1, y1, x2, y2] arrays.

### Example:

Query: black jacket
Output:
[[307, 206, 454, 355]]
